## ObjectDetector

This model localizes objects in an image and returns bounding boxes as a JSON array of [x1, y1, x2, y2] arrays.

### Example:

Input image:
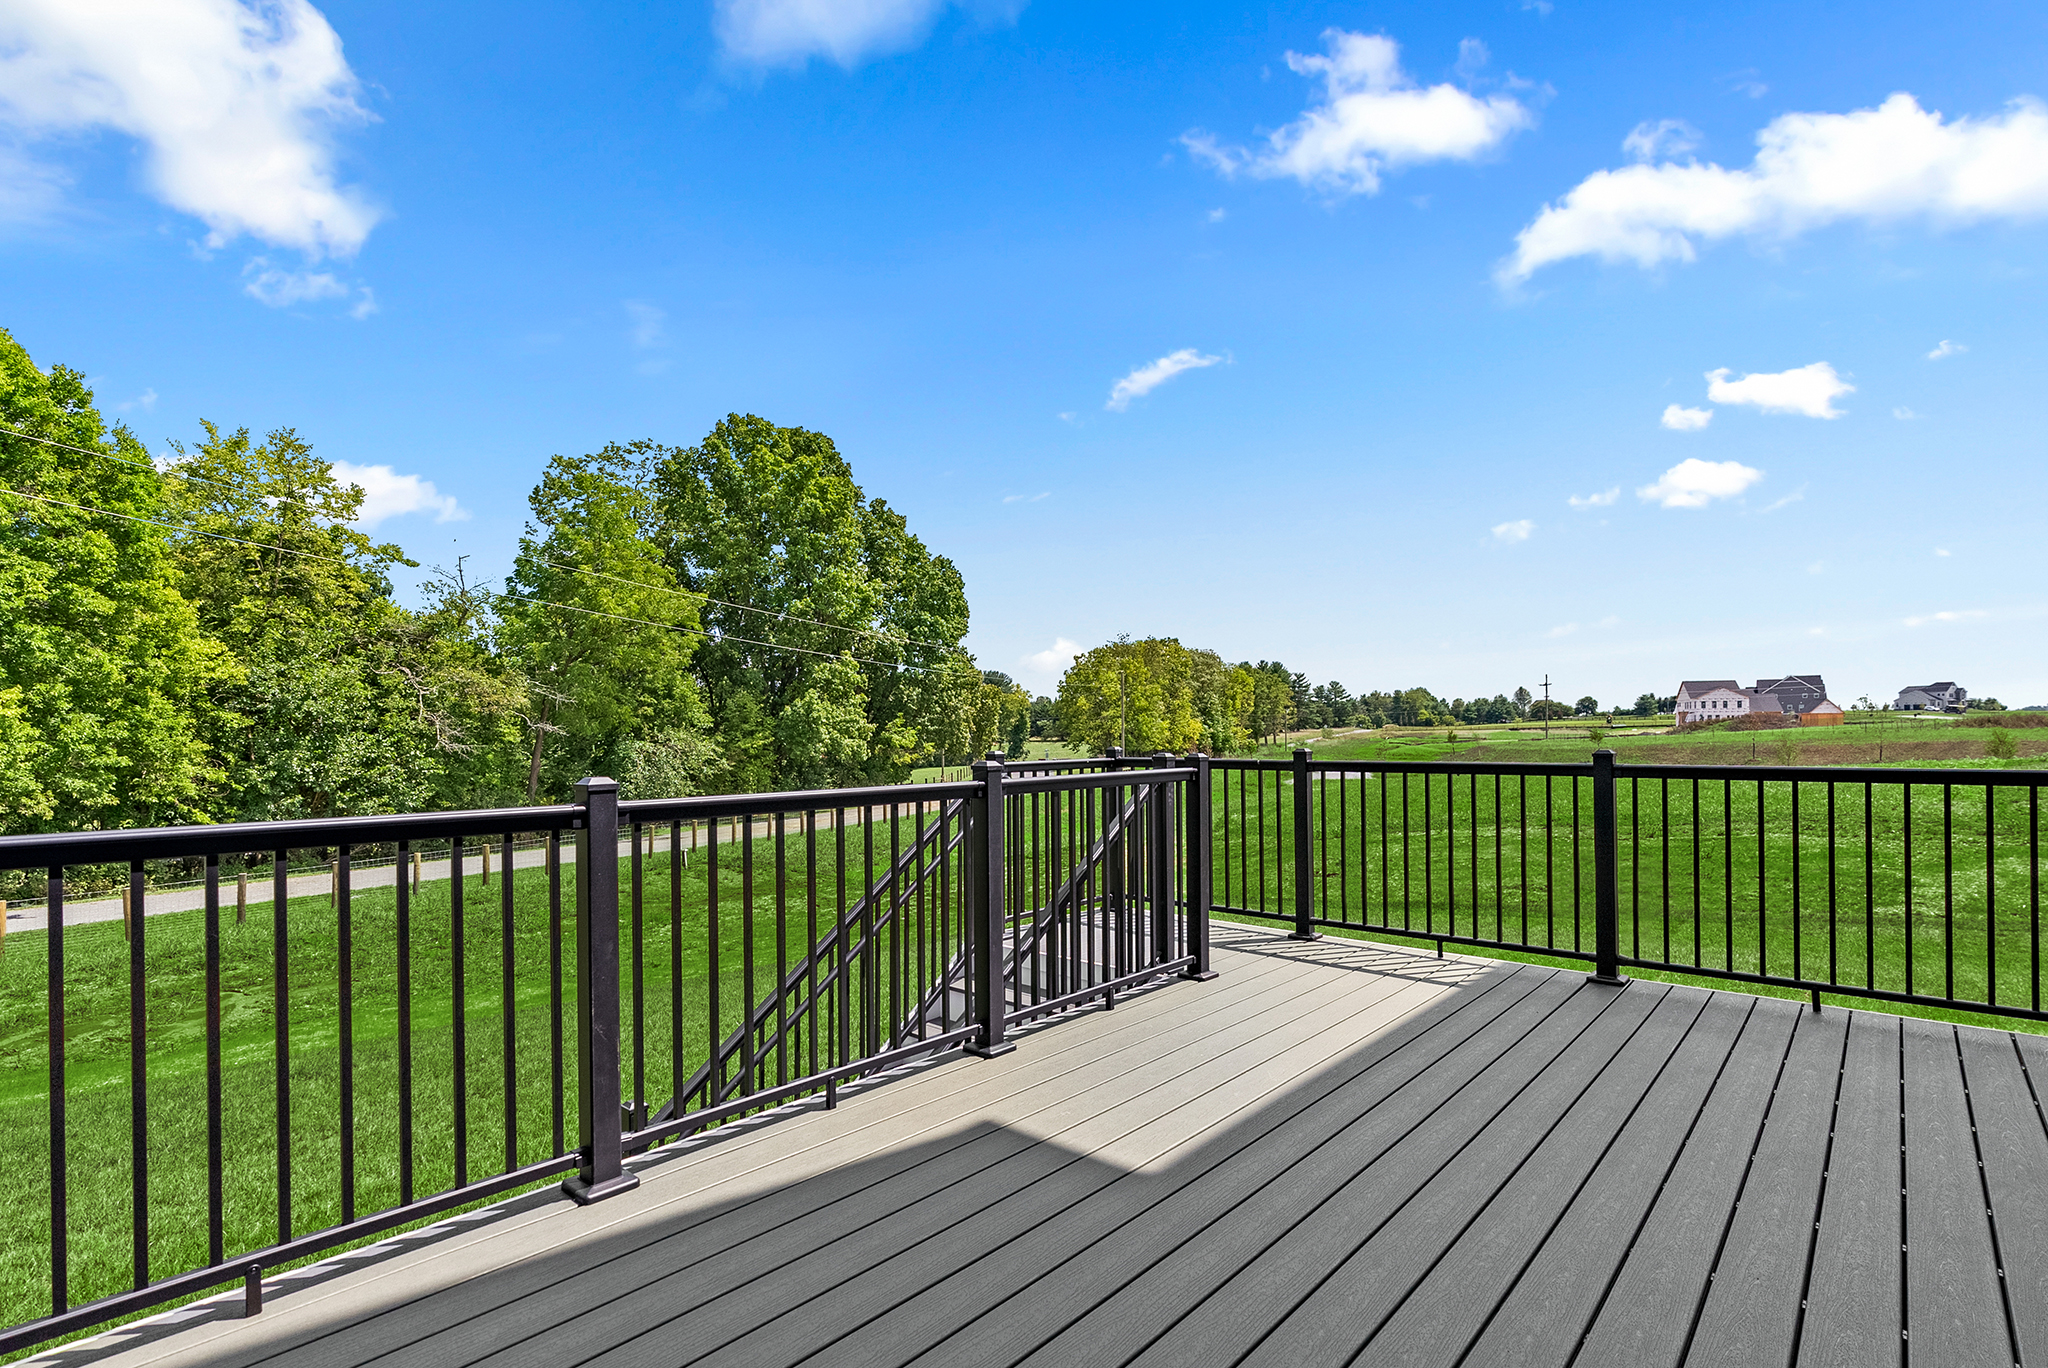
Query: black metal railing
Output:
[[0, 752, 1204, 1354], [1215, 748, 2047, 1021]]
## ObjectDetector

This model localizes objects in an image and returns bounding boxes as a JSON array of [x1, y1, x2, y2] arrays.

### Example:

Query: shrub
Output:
[[1585, 727, 1605, 746], [1772, 734, 1802, 766], [1986, 728, 2018, 760]]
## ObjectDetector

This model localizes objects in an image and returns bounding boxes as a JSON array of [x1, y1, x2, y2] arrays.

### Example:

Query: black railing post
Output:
[[564, 777, 639, 1204], [1150, 754, 1175, 964], [965, 756, 1016, 1058], [1184, 753, 1218, 980], [1291, 748, 1319, 940], [1592, 750, 1627, 985]]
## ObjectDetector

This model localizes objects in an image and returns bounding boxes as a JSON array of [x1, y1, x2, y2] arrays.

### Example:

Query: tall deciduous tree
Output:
[[499, 446, 712, 800], [0, 329, 232, 831], [647, 416, 969, 790]]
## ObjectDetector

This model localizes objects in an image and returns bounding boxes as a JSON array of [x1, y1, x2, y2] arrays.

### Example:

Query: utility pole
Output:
[[1542, 674, 1552, 740], [1115, 633, 1131, 752]]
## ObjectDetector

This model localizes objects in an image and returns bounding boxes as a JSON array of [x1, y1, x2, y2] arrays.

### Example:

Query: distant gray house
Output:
[[1756, 675, 1830, 716], [1895, 681, 1968, 712]]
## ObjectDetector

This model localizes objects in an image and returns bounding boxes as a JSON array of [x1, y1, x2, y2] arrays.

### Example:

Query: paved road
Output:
[[1, 804, 954, 934]]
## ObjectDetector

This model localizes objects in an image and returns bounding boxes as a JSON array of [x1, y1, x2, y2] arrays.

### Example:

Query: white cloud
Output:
[[1205, 207, 1227, 223], [1018, 637, 1080, 687], [330, 460, 467, 528], [242, 257, 347, 306], [1105, 348, 1223, 411], [347, 285, 376, 319], [1455, 39, 1489, 82], [0, 0, 380, 256], [1903, 608, 1985, 627], [116, 387, 158, 413], [1623, 119, 1700, 163], [1637, 457, 1763, 508], [1567, 487, 1619, 508], [1002, 491, 1050, 504], [1759, 484, 1807, 513], [1501, 93, 2048, 283], [1706, 361, 1852, 418], [625, 300, 665, 348], [1183, 31, 1532, 197], [1492, 518, 1535, 542], [1545, 622, 1577, 637], [1935, 548, 1952, 556], [1893, 406, 1920, 420], [1661, 404, 1713, 431], [1926, 338, 1967, 359], [714, 0, 1016, 67]]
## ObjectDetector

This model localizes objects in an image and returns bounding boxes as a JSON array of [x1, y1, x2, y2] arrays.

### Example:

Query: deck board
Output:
[[1797, 1010, 1904, 1368], [41, 923, 2048, 1368]]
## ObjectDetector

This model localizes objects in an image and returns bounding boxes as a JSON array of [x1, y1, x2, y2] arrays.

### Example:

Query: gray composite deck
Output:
[[42, 923, 2048, 1368]]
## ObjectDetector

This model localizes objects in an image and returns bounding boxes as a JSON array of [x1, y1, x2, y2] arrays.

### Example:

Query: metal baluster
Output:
[[273, 848, 290, 1242], [204, 855, 223, 1267], [501, 831, 519, 1169], [452, 837, 467, 1188], [399, 840, 416, 1199], [548, 832, 564, 1158], [338, 845, 355, 1223], [47, 864, 66, 1315], [129, 858, 147, 1290]]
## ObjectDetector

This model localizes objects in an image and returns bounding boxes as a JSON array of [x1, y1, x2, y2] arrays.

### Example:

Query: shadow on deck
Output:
[[38, 924, 2048, 1368]]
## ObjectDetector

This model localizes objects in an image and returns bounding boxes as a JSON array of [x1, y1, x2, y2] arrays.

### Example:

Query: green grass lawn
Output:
[[1205, 763, 2048, 1036], [0, 807, 976, 1351]]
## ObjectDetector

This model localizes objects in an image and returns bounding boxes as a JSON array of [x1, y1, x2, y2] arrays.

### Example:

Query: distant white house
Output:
[[1676, 674, 1842, 725], [1895, 681, 1968, 712], [1675, 680, 1780, 724]]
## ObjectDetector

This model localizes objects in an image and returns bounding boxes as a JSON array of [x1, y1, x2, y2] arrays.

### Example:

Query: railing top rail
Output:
[[0, 802, 586, 869], [1611, 761, 2048, 787], [1002, 767, 1195, 794], [619, 780, 977, 823], [1209, 753, 2046, 787]]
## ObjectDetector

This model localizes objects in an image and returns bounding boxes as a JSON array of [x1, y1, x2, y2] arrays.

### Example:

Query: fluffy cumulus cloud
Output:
[[1661, 404, 1713, 431], [1706, 361, 1853, 418], [0, 0, 380, 256], [1637, 458, 1764, 508], [1018, 637, 1079, 687], [330, 460, 467, 529], [1501, 93, 2048, 283], [1183, 31, 1532, 196], [1567, 487, 1618, 509], [714, 0, 1019, 67], [1105, 348, 1223, 412], [1491, 518, 1534, 542]]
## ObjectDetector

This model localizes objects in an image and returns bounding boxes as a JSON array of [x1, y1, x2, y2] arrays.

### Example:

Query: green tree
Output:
[[0, 329, 233, 832], [1512, 686, 1533, 718], [166, 422, 449, 819], [1632, 693, 1658, 717], [1574, 695, 1599, 716], [647, 416, 969, 789], [499, 446, 712, 800], [1055, 638, 1206, 754]]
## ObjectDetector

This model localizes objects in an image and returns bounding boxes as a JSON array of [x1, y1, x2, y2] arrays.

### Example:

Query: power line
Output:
[[0, 420, 351, 524], [0, 483, 366, 567], [538, 558, 964, 654], [496, 591, 955, 674], [0, 483, 961, 676], [4, 421, 966, 663]]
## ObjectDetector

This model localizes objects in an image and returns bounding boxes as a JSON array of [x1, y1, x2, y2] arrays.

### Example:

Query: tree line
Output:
[[0, 327, 1019, 838], [1045, 638, 1683, 750]]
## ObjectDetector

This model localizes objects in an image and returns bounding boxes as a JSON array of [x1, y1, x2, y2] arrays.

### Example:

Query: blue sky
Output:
[[4, 0, 2046, 708]]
